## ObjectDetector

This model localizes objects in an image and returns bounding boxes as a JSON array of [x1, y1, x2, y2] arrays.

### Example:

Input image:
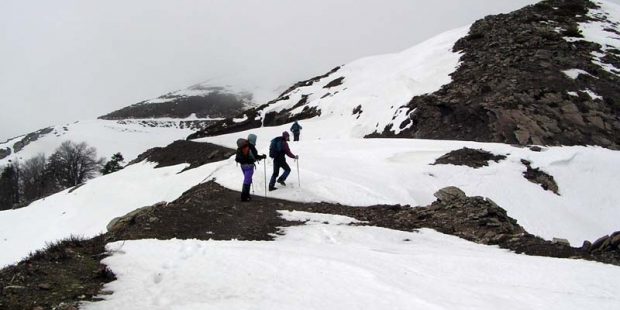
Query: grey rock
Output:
[[0, 147, 10, 160], [107, 206, 153, 232], [552, 238, 571, 246], [434, 187, 466, 202], [581, 240, 592, 251]]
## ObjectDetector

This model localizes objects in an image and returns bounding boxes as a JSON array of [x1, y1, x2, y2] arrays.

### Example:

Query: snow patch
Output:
[[562, 68, 594, 79], [278, 210, 362, 225], [583, 89, 603, 100]]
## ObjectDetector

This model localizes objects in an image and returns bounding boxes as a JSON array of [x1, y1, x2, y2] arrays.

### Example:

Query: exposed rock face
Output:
[[433, 147, 507, 168], [187, 67, 340, 139], [521, 159, 560, 194], [374, 0, 620, 149], [99, 87, 250, 120]]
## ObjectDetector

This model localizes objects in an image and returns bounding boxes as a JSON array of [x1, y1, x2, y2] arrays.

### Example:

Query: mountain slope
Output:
[[190, 0, 619, 149], [2, 1, 620, 308]]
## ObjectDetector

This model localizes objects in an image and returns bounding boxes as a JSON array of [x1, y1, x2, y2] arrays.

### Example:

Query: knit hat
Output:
[[247, 133, 257, 145]]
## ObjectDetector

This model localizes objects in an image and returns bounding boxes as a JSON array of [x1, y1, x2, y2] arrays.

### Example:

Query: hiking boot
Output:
[[277, 180, 286, 186], [269, 187, 277, 191]]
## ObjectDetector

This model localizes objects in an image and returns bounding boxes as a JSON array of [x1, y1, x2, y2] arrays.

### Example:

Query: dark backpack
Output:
[[269, 137, 284, 158], [235, 138, 252, 163]]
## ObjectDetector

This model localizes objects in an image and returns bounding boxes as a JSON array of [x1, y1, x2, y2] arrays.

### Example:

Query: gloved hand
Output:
[[295, 155, 299, 159], [260, 154, 267, 160]]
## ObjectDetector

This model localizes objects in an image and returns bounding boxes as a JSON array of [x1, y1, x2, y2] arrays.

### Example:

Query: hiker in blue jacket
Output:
[[236, 133, 266, 201], [290, 121, 302, 141], [269, 131, 298, 191]]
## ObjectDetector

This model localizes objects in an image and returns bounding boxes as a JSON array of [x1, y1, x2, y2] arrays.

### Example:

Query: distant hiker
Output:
[[268, 131, 298, 191], [290, 121, 302, 141], [235, 133, 266, 202]]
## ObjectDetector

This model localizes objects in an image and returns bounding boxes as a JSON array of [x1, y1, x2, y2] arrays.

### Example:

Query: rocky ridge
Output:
[[376, 0, 620, 149]]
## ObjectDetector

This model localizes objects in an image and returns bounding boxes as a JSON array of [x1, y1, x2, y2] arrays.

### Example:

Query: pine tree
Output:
[[101, 152, 124, 175]]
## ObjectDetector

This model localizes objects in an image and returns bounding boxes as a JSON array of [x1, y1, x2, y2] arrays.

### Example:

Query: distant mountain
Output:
[[1, 81, 280, 164], [189, 0, 620, 150], [99, 84, 256, 120]]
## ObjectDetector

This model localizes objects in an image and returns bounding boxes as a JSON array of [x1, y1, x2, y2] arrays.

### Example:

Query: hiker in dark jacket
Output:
[[239, 133, 266, 201], [290, 121, 302, 141], [269, 131, 298, 191]]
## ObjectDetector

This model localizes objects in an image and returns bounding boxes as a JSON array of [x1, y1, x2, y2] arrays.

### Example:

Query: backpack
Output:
[[235, 138, 252, 163], [269, 137, 284, 158]]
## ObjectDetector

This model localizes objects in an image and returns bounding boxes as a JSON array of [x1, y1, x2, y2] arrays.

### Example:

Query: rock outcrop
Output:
[[521, 159, 560, 194], [433, 147, 507, 168], [128, 140, 235, 171]]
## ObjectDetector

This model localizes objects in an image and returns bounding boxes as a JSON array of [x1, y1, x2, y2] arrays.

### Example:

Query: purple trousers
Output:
[[241, 164, 254, 185]]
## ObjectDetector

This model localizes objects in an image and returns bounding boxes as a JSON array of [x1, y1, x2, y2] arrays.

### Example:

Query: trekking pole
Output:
[[296, 158, 300, 188], [264, 159, 267, 197]]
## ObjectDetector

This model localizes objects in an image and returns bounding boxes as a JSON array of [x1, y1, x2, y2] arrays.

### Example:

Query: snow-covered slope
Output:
[[0, 119, 204, 166], [263, 27, 468, 138], [83, 213, 620, 310]]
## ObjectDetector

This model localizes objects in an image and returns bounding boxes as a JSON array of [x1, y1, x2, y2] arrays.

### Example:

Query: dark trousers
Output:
[[269, 158, 291, 188], [293, 132, 300, 141]]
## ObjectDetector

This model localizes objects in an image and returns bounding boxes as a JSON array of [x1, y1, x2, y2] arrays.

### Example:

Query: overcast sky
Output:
[[0, 0, 572, 140]]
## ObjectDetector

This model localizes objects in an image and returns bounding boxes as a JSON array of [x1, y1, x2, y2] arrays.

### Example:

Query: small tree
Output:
[[0, 164, 19, 210], [101, 152, 125, 175], [49, 141, 104, 188]]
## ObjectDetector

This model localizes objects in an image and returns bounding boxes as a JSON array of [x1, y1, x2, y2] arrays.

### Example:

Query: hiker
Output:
[[268, 131, 298, 191], [235, 133, 266, 202], [290, 121, 302, 141]]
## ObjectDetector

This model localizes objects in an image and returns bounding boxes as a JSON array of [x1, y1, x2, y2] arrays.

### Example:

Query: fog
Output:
[[1, 0, 569, 140]]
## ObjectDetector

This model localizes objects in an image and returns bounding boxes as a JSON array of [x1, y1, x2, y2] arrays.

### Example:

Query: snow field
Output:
[[201, 126, 620, 246], [83, 212, 620, 310]]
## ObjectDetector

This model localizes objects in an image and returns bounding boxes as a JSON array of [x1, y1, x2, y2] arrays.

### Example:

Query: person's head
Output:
[[247, 133, 257, 145], [282, 131, 290, 141]]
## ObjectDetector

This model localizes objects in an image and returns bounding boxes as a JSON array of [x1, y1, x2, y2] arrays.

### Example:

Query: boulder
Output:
[[433, 187, 466, 202]]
